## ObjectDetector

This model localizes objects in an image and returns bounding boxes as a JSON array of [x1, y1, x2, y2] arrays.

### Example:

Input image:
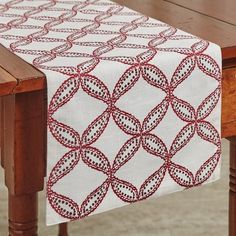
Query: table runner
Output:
[[0, 0, 222, 226]]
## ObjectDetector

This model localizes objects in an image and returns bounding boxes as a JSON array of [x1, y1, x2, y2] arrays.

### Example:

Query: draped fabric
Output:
[[0, 0, 221, 225]]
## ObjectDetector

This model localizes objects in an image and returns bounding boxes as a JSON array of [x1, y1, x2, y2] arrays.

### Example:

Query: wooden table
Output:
[[0, 0, 236, 235]]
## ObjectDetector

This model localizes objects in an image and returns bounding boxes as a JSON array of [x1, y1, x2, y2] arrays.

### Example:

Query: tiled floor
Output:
[[0, 140, 229, 236]]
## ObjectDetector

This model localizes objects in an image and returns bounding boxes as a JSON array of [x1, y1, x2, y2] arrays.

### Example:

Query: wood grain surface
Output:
[[166, 0, 236, 26], [114, 0, 236, 50], [222, 68, 236, 137], [0, 45, 46, 95]]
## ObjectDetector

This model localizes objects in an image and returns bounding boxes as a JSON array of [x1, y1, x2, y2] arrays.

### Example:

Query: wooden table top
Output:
[[166, 0, 236, 26], [115, 0, 236, 62], [0, 0, 236, 137]]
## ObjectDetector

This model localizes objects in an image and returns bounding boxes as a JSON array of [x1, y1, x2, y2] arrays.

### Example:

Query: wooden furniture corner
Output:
[[0, 44, 47, 236]]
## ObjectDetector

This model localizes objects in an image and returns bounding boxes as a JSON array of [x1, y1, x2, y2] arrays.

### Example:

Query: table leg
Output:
[[9, 194, 38, 236], [230, 138, 236, 236], [59, 223, 69, 236], [1, 91, 46, 236], [0, 97, 3, 167]]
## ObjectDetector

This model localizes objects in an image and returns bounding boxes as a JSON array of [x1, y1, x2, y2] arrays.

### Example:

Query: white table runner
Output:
[[0, 0, 221, 226]]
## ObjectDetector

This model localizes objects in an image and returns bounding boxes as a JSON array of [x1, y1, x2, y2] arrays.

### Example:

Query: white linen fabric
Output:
[[0, 0, 221, 226]]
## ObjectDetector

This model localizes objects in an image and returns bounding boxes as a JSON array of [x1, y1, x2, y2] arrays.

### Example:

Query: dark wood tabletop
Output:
[[115, 0, 236, 58], [166, 0, 236, 26]]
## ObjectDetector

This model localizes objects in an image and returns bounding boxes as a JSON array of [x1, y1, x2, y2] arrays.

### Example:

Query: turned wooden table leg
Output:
[[58, 223, 69, 236], [9, 194, 38, 236], [229, 138, 236, 236], [1, 90, 46, 236]]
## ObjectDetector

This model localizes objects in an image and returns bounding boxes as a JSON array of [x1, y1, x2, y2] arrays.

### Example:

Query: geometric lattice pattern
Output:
[[0, 0, 221, 226]]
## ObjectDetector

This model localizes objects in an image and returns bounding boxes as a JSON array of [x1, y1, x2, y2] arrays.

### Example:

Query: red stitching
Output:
[[0, 0, 222, 220]]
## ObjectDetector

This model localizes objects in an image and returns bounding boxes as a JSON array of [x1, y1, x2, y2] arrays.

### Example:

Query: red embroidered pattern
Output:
[[0, 0, 221, 223]]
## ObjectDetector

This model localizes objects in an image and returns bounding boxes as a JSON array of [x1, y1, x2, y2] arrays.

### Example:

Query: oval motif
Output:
[[168, 162, 194, 187], [142, 134, 168, 160], [82, 110, 110, 145], [48, 149, 80, 186], [112, 107, 141, 135], [49, 76, 80, 114], [113, 136, 141, 172], [81, 75, 110, 102], [139, 164, 166, 200], [169, 123, 195, 156], [112, 177, 138, 203], [160, 27, 177, 38], [171, 96, 195, 122], [49, 118, 80, 148], [47, 190, 80, 219], [170, 56, 196, 89], [141, 64, 168, 92], [78, 58, 99, 74], [101, 56, 137, 65], [80, 180, 110, 217], [82, 147, 110, 174], [112, 66, 140, 101], [195, 150, 221, 185], [142, 97, 169, 133], [197, 121, 220, 146], [191, 40, 209, 54], [137, 49, 156, 63], [197, 54, 221, 81], [197, 87, 221, 120]]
